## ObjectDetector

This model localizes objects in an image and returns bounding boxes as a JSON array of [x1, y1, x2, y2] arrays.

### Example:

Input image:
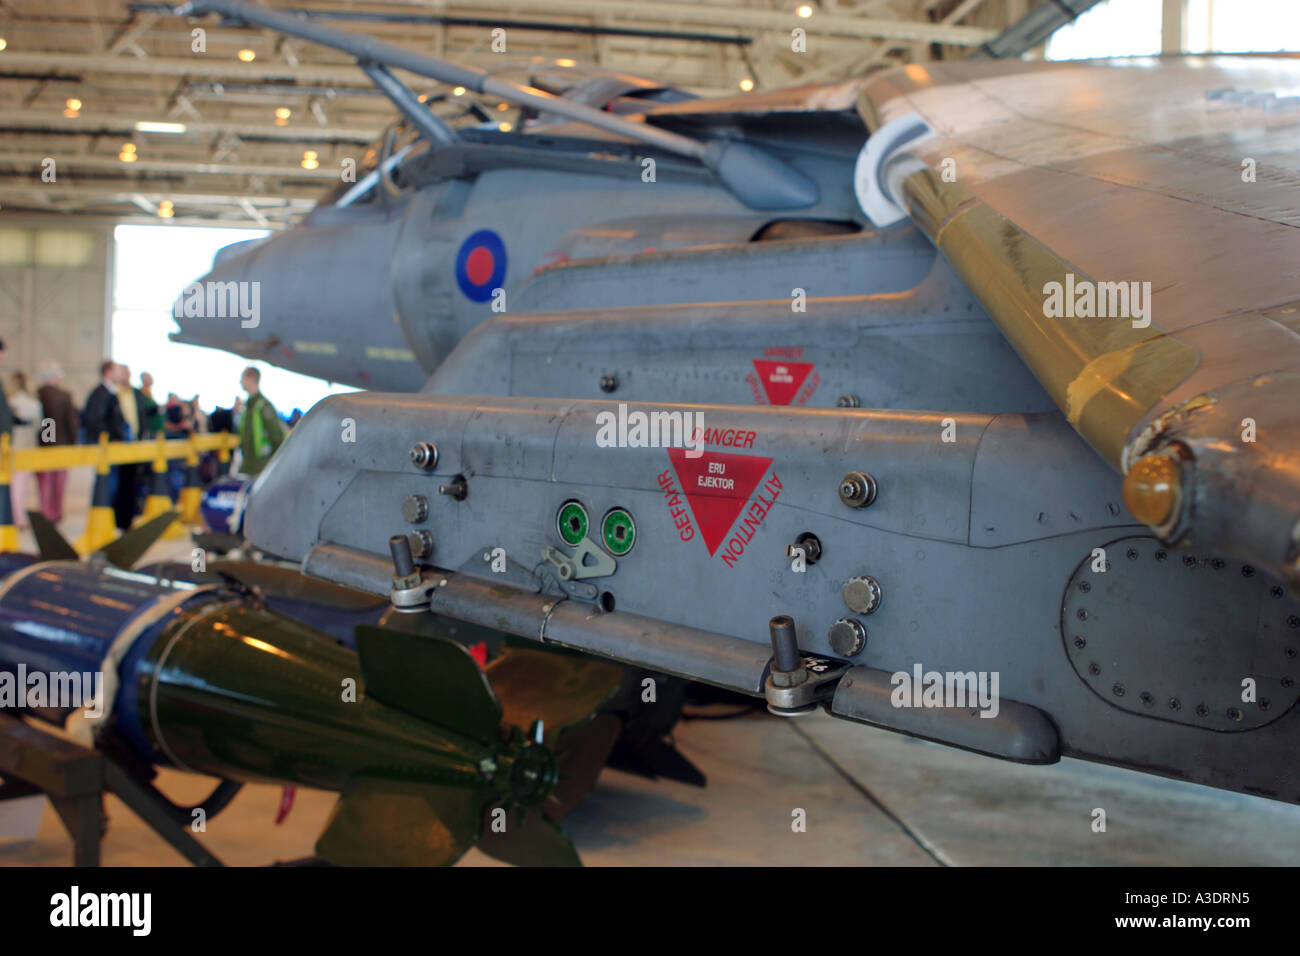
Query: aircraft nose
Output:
[[170, 238, 274, 356]]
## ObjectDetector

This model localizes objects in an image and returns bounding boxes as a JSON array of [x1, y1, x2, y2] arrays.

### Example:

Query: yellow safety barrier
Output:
[[10, 432, 237, 472], [0, 431, 239, 555], [0, 434, 17, 553]]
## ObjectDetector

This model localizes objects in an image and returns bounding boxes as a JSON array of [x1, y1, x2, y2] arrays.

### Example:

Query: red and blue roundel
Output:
[[455, 229, 507, 303]]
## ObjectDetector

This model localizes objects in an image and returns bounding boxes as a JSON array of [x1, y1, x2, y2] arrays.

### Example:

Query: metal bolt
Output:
[[410, 441, 438, 471], [1155, 550, 1167, 561], [836, 394, 860, 408], [1076, 608, 1089, 621], [1272, 586, 1285, 599], [1283, 677, 1295, 688], [599, 374, 618, 393], [842, 575, 882, 615], [1073, 635, 1086, 648], [1183, 555, 1197, 567], [1089, 662, 1101, 676], [1127, 548, 1139, 561], [407, 530, 433, 559], [788, 532, 821, 565], [1139, 691, 1153, 706], [1196, 703, 1209, 717], [1227, 707, 1243, 722], [837, 471, 877, 509], [439, 476, 468, 500], [1286, 647, 1297, 660], [1287, 615, 1299, 629], [769, 615, 802, 675], [1211, 558, 1225, 570], [388, 534, 416, 579], [1112, 683, 1125, 697], [1242, 565, 1256, 577], [1078, 580, 1091, 593], [1260, 698, 1272, 711], [401, 494, 428, 523], [1169, 697, 1181, 711], [828, 618, 867, 657]]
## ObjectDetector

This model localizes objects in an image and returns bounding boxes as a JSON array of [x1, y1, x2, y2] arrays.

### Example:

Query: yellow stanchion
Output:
[[139, 434, 182, 538], [0, 433, 17, 553], [178, 434, 202, 525], [75, 434, 116, 554]]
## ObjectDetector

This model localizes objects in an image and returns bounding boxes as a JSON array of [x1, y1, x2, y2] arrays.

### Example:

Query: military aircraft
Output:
[[161, 4, 1300, 818], [231, 47, 1300, 813]]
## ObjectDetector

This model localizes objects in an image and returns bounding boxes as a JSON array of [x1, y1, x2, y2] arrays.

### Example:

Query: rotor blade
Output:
[[485, 646, 624, 737], [547, 713, 622, 821], [354, 624, 502, 747], [316, 777, 482, 866], [101, 510, 180, 569], [26, 511, 78, 561], [476, 804, 581, 867]]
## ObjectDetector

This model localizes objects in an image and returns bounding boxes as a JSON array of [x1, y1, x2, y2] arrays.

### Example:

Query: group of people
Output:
[[0, 343, 289, 532]]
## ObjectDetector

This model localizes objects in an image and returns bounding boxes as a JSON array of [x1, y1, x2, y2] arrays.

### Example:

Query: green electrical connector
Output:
[[557, 500, 588, 546], [602, 508, 636, 556]]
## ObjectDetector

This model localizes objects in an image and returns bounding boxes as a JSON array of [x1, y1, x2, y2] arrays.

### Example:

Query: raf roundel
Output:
[[455, 229, 507, 303]]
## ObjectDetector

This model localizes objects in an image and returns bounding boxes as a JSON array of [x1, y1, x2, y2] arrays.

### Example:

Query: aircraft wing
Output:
[[856, 56, 1300, 590]]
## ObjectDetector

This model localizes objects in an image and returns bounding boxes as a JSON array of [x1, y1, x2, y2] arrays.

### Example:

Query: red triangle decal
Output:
[[751, 359, 813, 405], [667, 448, 774, 556]]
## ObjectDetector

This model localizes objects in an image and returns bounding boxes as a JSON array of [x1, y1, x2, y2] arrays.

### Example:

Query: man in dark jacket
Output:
[[82, 360, 134, 529], [82, 360, 127, 443]]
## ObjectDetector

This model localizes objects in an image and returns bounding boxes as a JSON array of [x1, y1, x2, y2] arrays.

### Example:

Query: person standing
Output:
[[35, 363, 77, 524], [238, 367, 285, 476], [83, 361, 130, 529], [7, 372, 41, 530], [0, 339, 14, 439]]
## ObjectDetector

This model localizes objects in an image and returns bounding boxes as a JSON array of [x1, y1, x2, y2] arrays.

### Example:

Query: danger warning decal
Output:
[[747, 347, 820, 405], [661, 446, 782, 568]]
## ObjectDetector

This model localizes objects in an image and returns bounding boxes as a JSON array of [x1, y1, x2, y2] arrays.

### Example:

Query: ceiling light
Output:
[[498, 122, 513, 132], [0, 39, 8, 52], [158, 200, 174, 219], [134, 121, 187, 134], [301, 149, 319, 170], [65, 98, 82, 112], [275, 107, 291, 120], [556, 58, 576, 68], [452, 86, 466, 96], [238, 48, 256, 62], [496, 103, 508, 111], [739, 78, 754, 92], [796, 4, 814, 18]]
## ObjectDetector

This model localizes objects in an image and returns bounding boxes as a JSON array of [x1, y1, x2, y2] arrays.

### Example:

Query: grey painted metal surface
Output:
[[427, 254, 1054, 414], [247, 393, 1300, 803]]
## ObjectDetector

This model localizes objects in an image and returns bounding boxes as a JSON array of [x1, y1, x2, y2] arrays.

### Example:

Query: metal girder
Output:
[[361, 0, 999, 45], [0, 151, 341, 178], [0, 110, 380, 142]]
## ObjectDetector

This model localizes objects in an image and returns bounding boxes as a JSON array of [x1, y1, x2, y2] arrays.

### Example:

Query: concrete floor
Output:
[[3, 707, 1300, 866], [2, 472, 1300, 866]]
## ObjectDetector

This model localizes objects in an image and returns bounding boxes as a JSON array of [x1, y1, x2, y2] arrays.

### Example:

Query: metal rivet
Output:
[[837, 472, 877, 509], [410, 441, 438, 470], [599, 374, 618, 393]]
